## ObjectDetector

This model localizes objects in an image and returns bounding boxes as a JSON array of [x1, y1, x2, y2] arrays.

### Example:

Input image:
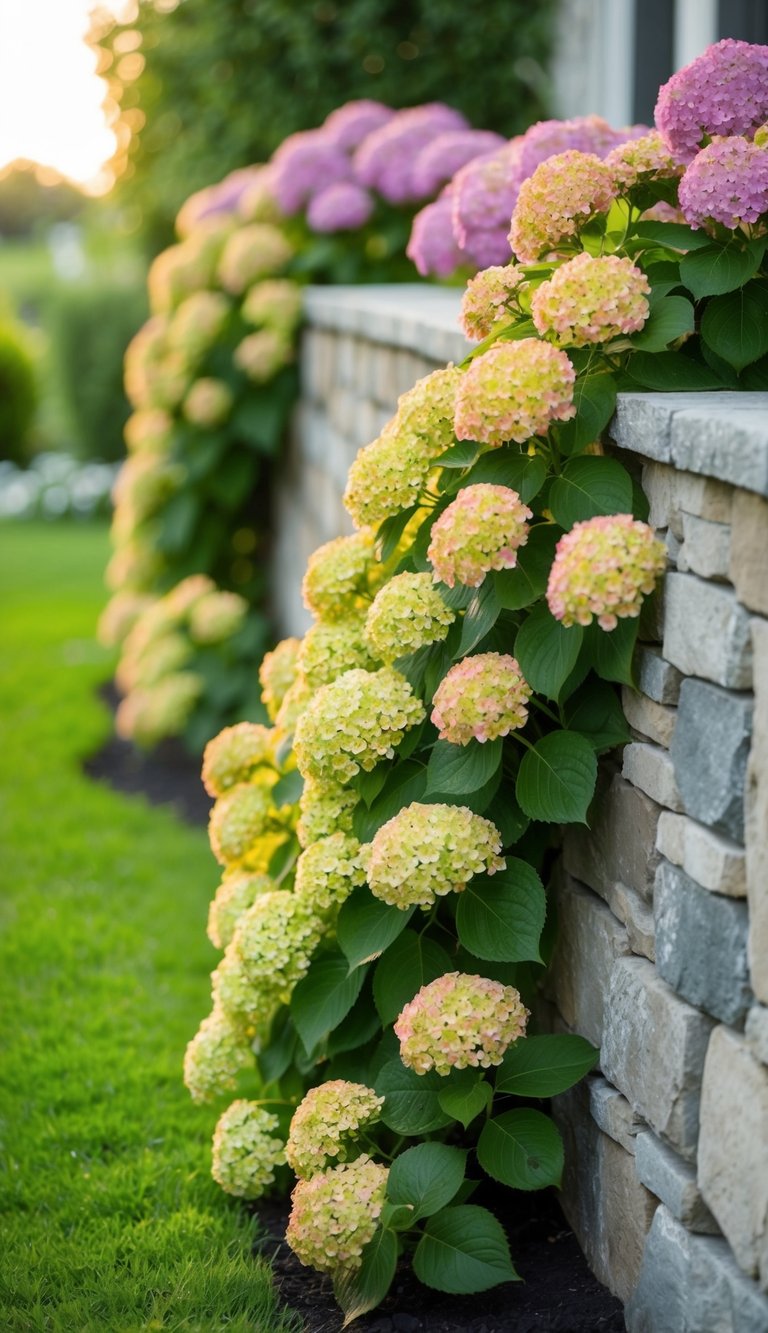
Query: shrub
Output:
[[0, 319, 37, 464]]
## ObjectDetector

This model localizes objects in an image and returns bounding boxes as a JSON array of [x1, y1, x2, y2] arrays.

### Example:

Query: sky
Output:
[[0, 0, 129, 191]]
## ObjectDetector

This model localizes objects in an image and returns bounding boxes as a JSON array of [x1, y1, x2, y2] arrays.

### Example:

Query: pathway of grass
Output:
[[0, 522, 298, 1333]]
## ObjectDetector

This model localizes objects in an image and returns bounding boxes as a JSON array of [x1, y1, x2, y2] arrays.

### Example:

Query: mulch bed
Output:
[[84, 683, 626, 1333]]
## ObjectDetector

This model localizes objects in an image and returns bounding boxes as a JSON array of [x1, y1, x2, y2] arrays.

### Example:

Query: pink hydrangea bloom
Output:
[[655, 38, 768, 161], [410, 129, 506, 198], [394, 972, 529, 1075], [270, 130, 352, 215], [354, 103, 467, 204], [322, 99, 395, 150], [459, 264, 524, 340], [509, 150, 617, 262], [546, 513, 667, 630], [605, 131, 685, 189], [531, 252, 650, 347], [450, 142, 523, 268], [679, 136, 768, 230], [515, 114, 644, 188], [428, 483, 531, 588], [306, 181, 374, 232], [407, 193, 466, 278], [361, 802, 504, 910], [454, 339, 576, 447], [431, 652, 532, 744]]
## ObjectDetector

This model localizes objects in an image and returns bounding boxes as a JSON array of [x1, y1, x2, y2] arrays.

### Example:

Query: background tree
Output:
[[89, 0, 555, 249]]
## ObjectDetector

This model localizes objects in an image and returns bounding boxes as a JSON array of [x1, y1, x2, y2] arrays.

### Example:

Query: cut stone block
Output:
[[626, 1205, 768, 1333], [622, 741, 684, 812], [635, 1131, 718, 1234], [589, 1076, 644, 1154], [634, 645, 683, 705], [663, 572, 753, 689], [543, 872, 630, 1047], [746, 1005, 768, 1068], [656, 811, 746, 897], [622, 687, 677, 747], [564, 771, 662, 903], [670, 678, 754, 842], [654, 860, 752, 1026], [747, 618, 768, 1005], [730, 490, 768, 616], [677, 513, 731, 581], [601, 957, 715, 1162], [698, 1025, 768, 1288], [553, 1080, 658, 1303]]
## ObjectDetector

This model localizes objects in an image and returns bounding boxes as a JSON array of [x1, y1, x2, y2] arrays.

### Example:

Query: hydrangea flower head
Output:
[[431, 653, 532, 744], [211, 946, 264, 1032], [365, 571, 455, 662], [515, 114, 634, 184], [297, 777, 359, 848], [115, 672, 202, 746], [344, 428, 433, 527], [123, 408, 173, 455], [362, 802, 504, 910], [451, 142, 524, 269], [286, 1081, 384, 1179], [454, 339, 576, 446], [212, 1100, 286, 1199], [298, 614, 378, 689], [182, 377, 233, 428], [428, 483, 531, 588], [234, 329, 293, 382], [242, 279, 302, 334], [302, 529, 380, 621], [294, 667, 425, 784], [189, 590, 247, 644], [679, 136, 768, 230], [459, 264, 523, 340], [509, 150, 617, 262], [233, 891, 323, 1007], [168, 290, 231, 361], [531, 252, 650, 347], [655, 38, 768, 160], [207, 871, 274, 949], [396, 365, 463, 448], [97, 590, 153, 648], [270, 130, 352, 214], [322, 99, 395, 150], [546, 513, 667, 630], [307, 181, 374, 232], [259, 636, 301, 721], [208, 782, 276, 866], [411, 129, 506, 198], [294, 833, 365, 914], [183, 1006, 252, 1103], [274, 675, 315, 738], [354, 103, 467, 203], [202, 722, 275, 798], [407, 195, 466, 278], [286, 1156, 389, 1275], [605, 131, 685, 189], [395, 972, 529, 1075], [217, 224, 294, 294]]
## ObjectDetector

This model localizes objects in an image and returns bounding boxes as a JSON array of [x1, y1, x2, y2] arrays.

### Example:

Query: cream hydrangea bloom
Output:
[[546, 513, 667, 630], [509, 149, 617, 262], [362, 802, 505, 910], [459, 264, 524, 340], [202, 722, 275, 798], [259, 636, 301, 721], [298, 614, 378, 689], [297, 777, 359, 849], [208, 782, 277, 867], [217, 223, 294, 294], [301, 529, 379, 622], [294, 667, 425, 784], [273, 675, 315, 737], [212, 1100, 286, 1199], [232, 891, 323, 1008], [183, 1006, 252, 1104], [189, 590, 247, 644], [234, 329, 293, 382], [454, 340, 576, 447], [294, 833, 366, 914], [364, 571, 455, 662], [207, 871, 275, 950], [285, 1081, 384, 1178], [211, 947, 264, 1032], [431, 653, 532, 744], [286, 1156, 389, 1275], [427, 484, 531, 588], [242, 278, 302, 333], [531, 252, 650, 347], [182, 377, 233, 428], [395, 972, 529, 1075], [605, 131, 685, 189]]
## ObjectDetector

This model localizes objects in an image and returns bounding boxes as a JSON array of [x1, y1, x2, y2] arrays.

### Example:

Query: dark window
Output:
[[633, 0, 676, 123], [718, 0, 768, 43]]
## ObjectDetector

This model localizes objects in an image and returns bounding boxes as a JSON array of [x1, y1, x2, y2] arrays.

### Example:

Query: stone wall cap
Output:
[[303, 284, 470, 363]]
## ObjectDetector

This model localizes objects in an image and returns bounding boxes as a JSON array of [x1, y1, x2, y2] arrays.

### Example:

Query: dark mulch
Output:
[[84, 683, 212, 826], [256, 1188, 625, 1333], [85, 684, 625, 1333]]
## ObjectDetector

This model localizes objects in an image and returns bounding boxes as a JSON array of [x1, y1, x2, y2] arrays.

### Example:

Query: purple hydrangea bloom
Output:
[[679, 135, 768, 229], [410, 129, 506, 199], [515, 115, 647, 187], [270, 130, 352, 215], [307, 181, 375, 232], [655, 38, 768, 161], [323, 99, 395, 150], [449, 142, 522, 266], [354, 103, 468, 204], [406, 194, 466, 277]]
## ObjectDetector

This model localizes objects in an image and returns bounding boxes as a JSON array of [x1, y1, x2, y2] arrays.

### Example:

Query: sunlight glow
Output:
[[0, 0, 131, 192]]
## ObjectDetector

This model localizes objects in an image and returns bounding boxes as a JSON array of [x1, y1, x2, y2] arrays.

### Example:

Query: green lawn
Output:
[[0, 522, 298, 1333]]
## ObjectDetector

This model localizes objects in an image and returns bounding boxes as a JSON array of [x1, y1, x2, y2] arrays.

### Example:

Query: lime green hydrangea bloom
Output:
[[364, 571, 455, 662], [183, 1006, 253, 1104], [202, 722, 275, 798], [207, 871, 276, 950], [212, 1100, 286, 1199], [294, 667, 425, 784], [285, 1081, 384, 1179], [362, 802, 505, 910], [286, 1156, 389, 1275]]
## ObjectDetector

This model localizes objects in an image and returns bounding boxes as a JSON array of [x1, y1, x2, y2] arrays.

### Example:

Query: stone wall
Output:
[[274, 285, 768, 1330]]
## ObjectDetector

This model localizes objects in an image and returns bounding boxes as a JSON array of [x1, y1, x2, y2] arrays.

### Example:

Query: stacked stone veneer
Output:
[[275, 286, 768, 1330]]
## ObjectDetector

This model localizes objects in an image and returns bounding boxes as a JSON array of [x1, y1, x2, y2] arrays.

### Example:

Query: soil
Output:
[[85, 684, 626, 1333]]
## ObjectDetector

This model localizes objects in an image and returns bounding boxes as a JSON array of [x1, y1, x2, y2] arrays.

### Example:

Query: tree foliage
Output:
[[90, 0, 555, 246]]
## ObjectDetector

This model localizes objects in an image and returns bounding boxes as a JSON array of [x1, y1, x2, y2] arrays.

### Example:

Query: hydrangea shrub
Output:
[[183, 40, 768, 1321]]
